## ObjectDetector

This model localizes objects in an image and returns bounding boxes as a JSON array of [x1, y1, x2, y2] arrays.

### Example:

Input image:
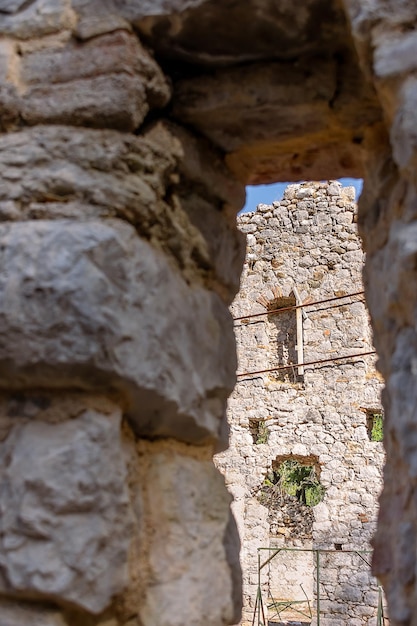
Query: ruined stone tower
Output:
[[216, 182, 385, 625]]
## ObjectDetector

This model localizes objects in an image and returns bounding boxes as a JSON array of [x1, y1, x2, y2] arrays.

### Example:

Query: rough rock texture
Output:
[[172, 57, 381, 184], [0, 2, 245, 623], [133, 0, 383, 184], [137, 443, 240, 626], [0, 122, 244, 302], [0, 28, 170, 131], [339, 3, 417, 624], [0, 396, 133, 613], [0, 1, 416, 625], [216, 183, 385, 625], [0, 218, 236, 445]]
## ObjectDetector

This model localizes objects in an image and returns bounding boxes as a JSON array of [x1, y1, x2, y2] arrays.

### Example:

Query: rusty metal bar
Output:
[[236, 350, 376, 379], [233, 290, 365, 323], [257, 547, 373, 553], [235, 298, 367, 327]]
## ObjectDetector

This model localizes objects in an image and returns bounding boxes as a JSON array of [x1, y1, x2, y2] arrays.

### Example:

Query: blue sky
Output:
[[241, 178, 363, 213]]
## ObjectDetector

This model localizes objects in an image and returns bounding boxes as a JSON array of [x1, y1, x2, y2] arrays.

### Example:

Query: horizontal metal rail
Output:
[[233, 290, 365, 323], [236, 350, 376, 379]]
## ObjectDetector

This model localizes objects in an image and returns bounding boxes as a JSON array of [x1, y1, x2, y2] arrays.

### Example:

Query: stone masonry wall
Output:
[[0, 1, 416, 625], [0, 4, 246, 626], [215, 182, 385, 626]]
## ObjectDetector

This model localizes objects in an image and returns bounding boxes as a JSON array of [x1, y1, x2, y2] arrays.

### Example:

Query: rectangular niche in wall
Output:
[[267, 294, 300, 383], [249, 418, 269, 444], [365, 409, 384, 442]]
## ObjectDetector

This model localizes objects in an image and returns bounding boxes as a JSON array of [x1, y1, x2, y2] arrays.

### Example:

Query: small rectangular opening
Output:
[[365, 409, 384, 442], [249, 418, 269, 444]]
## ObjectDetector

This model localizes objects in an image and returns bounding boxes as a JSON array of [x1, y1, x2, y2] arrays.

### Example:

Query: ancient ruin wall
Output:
[[216, 182, 385, 625], [0, 1, 416, 625]]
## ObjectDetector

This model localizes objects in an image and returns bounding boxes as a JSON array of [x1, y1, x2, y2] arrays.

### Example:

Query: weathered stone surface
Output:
[[21, 29, 170, 109], [0, 1, 416, 625], [0, 124, 245, 302], [126, 0, 383, 184], [132, 0, 351, 65], [0, 219, 236, 446], [0, 0, 76, 39], [0, 397, 133, 613], [21, 73, 148, 130], [0, 1, 31, 14], [391, 76, 417, 172], [0, 598, 67, 626], [0, 124, 179, 219], [373, 29, 417, 79], [362, 174, 417, 625], [172, 58, 381, 183], [164, 123, 246, 296], [138, 443, 238, 626], [337, 4, 417, 623], [73, 12, 133, 41], [0, 30, 170, 131]]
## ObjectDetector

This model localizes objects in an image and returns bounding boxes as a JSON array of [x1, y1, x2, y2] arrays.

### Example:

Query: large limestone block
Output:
[[19, 30, 170, 130], [0, 30, 170, 131], [0, 124, 178, 223], [0, 401, 133, 613], [0, 124, 245, 302], [0, 0, 76, 39], [139, 445, 241, 626], [0, 219, 236, 446], [173, 61, 339, 152]]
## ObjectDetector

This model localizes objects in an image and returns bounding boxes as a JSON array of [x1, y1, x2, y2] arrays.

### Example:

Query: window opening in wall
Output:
[[266, 294, 301, 383], [249, 418, 269, 444], [257, 456, 325, 540], [268, 458, 324, 507], [259, 458, 323, 508], [365, 409, 384, 442]]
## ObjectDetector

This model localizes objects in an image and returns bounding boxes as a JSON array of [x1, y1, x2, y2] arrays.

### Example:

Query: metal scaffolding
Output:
[[252, 546, 388, 626]]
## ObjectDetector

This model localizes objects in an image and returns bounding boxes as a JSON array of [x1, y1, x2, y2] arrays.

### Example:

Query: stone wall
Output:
[[0, 1, 416, 625], [0, 3, 245, 625], [215, 182, 385, 625]]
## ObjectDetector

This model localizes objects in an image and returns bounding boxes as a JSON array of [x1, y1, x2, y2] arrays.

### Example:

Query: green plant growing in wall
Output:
[[256, 420, 269, 444], [366, 409, 384, 442], [370, 413, 384, 442], [259, 459, 325, 508]]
